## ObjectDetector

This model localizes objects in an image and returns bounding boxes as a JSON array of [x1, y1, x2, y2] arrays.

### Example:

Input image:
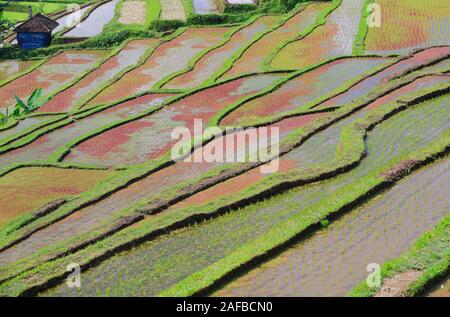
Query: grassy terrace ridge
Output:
[[0, 50, 446, 248], [0, 70, 447, 289], [349, 213, 450, 297], [159, 101, 450, 296], [151, 17, 261, 89], [0, 52, 426, 246], [0, 51, 445, 258], [0, 84, 448, 296], [352, 0, 374, 55], [210, 3, 309, 83], [263, 0, 341, 70]]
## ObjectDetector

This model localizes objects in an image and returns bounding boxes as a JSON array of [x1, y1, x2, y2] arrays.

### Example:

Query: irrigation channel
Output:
[[41, 91, 450, 296], [63, 0, 119, 38]]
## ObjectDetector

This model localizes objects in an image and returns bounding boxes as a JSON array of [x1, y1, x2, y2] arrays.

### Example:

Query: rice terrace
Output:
[[0, 0, 448, 300]]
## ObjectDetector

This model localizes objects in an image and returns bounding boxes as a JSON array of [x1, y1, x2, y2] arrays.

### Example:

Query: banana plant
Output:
[[13, 88, 50, 116]]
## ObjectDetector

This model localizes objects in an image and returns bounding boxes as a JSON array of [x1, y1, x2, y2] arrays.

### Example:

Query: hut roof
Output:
[[15, 14, 59, 33]]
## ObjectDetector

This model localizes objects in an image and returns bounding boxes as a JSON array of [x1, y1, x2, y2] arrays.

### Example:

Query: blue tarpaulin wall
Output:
[[17, 32, 52, 49]]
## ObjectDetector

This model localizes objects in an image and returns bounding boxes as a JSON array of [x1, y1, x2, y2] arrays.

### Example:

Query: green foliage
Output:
[[13, 88, 50, 115], [149, 19, 186, 32], [0, 88, 50, 126], [224, 4, 258, 14], [0, 15, 14, 44]]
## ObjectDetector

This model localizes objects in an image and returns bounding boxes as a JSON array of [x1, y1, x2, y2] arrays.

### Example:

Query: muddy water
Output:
[[63, 0, 119, 37], [426, 275, 450, 297], [42, 94, 449, 296], [215, 157, 450, 296]]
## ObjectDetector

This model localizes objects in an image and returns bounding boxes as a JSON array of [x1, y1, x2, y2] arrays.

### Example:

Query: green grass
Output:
[[349, 213, 450, 297], [0, 1, 69, 22], [352, 0, 374, 55], [0, 54, 445, 285], [0, 75, 447, 295], [182, 0, 195, 19], [146, 0, 161, 23]]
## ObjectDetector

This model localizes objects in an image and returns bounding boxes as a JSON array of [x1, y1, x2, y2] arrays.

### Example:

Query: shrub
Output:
[[149, 20, 186, 32]]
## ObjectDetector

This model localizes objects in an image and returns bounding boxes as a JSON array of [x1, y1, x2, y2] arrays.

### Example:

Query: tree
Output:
[[0, 1, 15, 46]]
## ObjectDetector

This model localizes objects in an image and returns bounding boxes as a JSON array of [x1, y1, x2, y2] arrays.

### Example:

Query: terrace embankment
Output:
[[41, 92, 450, 296], [0, 94, 172, 167], [0, 44, 447, 284], [214, 157, 450, 296], [63, 73, 283, 166], [86, 27, 230, 107], [0, 50, 108, 111], [221, 2, 329, 79], [270, 0, 365, 70], [38, 39, 160, 113], [164, 15, 281, 90]]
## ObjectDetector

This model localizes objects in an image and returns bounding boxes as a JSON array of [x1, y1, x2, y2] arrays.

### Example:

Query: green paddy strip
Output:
[[159, 99, 450, 297], [352, 0, 374, 55], [0, 85, 447, 296], [152, 17, 261, 90], [0, 55, 443, 285], [265, 0, 342, 70]]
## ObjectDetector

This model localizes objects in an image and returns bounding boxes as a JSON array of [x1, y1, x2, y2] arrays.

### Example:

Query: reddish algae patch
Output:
[[0, 51, 107, 111], [222, 3, 328, 80], [164, 16, 280, 89], [0, 167, 113, 229], [86, 27, 230, 107], [39, 39, 159, 113], [64, 74, 283, 166]]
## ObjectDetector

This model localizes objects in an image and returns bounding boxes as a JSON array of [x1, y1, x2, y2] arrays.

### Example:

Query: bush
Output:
[[224, 4, 258, 14], [149, 20, 186, 32], [187, 13, 253, 25]]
